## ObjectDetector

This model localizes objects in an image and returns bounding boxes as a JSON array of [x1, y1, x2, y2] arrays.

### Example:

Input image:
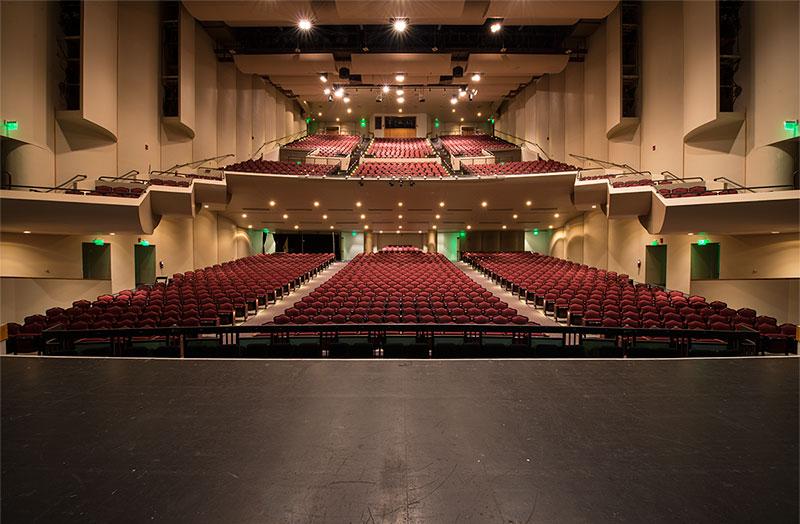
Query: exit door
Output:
[[134, 244, 156, 286], [645, 245, 667, 287]]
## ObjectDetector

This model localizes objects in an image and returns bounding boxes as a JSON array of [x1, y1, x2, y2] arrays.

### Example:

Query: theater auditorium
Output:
[[1, 1, 798, 521]]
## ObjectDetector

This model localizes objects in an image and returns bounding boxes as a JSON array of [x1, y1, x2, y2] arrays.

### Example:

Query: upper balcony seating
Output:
[[285, 134, 360, 156], [9, 253, 333, 350], [463, 252, 797, 352], [224, 159, 338, 177], [89, 185, 148, 197], [273, 252, 532, 325], [380, 246, 423, 253], [366, 138, 433, 158], [351, 162, 449, 179], [439, 135, 518, 156], [463, 160, 577, 176]]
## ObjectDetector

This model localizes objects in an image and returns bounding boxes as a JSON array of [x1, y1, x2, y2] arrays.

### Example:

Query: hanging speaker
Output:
[[452, 66, 464, 78], [339, 67, 350, 79]]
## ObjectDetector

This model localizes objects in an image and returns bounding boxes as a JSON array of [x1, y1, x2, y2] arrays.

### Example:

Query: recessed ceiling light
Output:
[[109, 232, 115, 236], [294, 225, 299, 230], [771, 231, 780, 234], [356, 201, 362, 207], [379, 230, 384, 234], [248, 224, 253, 229], [398, 108, 403, 113], [526, 200, 532, 206], [319, 74, 327, 82], [298, 19, 312, 30], [687, 233, 694, 236], [364, 224, 369, 229], [471, 73, 481, 82], [460, 117, 464, 122], [513, 214, 518, 219], [323, 88, 331, 96], [418, 230, 422, 234], [334, 88, 344, 98], [439, 201, 445, 207], [322, 214, 328, 219], [458, 89, 467, 98], [398, 214, 403, 219], [269, 200, 276, 206], [313, 201, 320, 207], [549, 225, 553, 229], [241, 213, 247, 218], [435, 214, 440, 219], [360, 214, 366, 219], [392, 18, 408, 32], [502, 225, 507, 230], [317, 112, 322, 117], [347, 108, 352, 114], [282, 213, 289, 219], [396, 89, 404, 96], [397, 201, 403, 207], [335, 117, 340, 122], [490, 21, 502, 33], [466, 225, 472, 230], [450, 96, 458, 105], [398, 225, 403, 229], [343, 96, 350, 104], [477, 112, 482, 117], [330, 225, 334, 229], [397, 97, 404, 104], [554, 213, 560, 218], [382, 85, 390, 93], [203, 204, 209, 208], [481, 201, 488, 207], [432, 225, 437, 230], [591, 204, 597, 209], [395, 73, 405, 82]]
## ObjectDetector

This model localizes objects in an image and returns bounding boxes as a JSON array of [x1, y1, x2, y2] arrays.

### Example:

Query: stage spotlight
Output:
[[319, 74, 327, 82], [395, 73, 405, 82], [392, 17, 409, 32], [298, 19, 312, 30], [471, 73, 481, 82]]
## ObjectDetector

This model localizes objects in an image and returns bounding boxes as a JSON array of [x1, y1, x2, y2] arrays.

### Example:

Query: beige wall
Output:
[[1, 278, 112, 326]]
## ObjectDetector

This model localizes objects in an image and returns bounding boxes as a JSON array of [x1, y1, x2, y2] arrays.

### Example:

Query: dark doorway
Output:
[[645, 244, 667, 287], [134, 245, 156, 286], [273, 232, 340, 260]]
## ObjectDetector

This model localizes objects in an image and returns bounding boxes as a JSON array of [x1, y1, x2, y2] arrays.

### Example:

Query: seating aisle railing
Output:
[[253, 130, 308, 159], [493, 129, 550, 160]]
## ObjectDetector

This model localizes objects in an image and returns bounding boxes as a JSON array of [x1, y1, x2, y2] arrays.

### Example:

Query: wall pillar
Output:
[[364, 231, 374, 253], [426, 229, 437, 253]]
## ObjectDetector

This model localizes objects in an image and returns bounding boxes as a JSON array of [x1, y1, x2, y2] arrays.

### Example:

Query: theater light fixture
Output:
[[396, 89, 404, 96], [294, 225, 299, 230], [282, 214, 289, 219], [298, 19, 312, 30], [439, 201, 445, 207], [356, 201, 362, 207], [526, 200, 532, 206], [458, 89, 467, 98], [471, 73, 481, 82], [269, 200, 276, 206], [502, 225, 507, 230], [397, 202, 403, 207], [481, 201, 488, 207], [322, 214, 328, 219], [319, 74, 327, 82], [241, 213, 247, 218], [313, 201, 320, 207], [334, 87, 344, 98], [554, 213, 560, 218], [397, 97, 404, 104], [392, 18, 409, 32], [450, 96, 458, 105], [466, 225, 472, 230], [343, 96, 350, 104], [347, 108, 352, 114], [435, 214, 441, 219], [395, 73, 405, 82], [513, 214, 518, 219], [323, 88, 331, 95]]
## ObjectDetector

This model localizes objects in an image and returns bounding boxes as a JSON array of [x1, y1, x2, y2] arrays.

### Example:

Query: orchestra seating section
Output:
[[439, 135, 518, 156], [284, 134, 360, 156], [351, 162, 450, 179], [380, 246, 423, 253], [224, 159, 338, 177], [274, 252, 530, 325], [463, 160, 577, 176], [365, 138, 434, 158], [9, 253, 333, 348], [464, 252, 797, 352]]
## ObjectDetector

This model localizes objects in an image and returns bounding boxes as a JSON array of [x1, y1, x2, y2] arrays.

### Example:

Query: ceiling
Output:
[[188, 1, 614, 116], [221, 172, 580, 234]]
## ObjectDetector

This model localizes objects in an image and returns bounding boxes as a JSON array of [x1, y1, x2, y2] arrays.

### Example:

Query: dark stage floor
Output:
[[2, 356, 798, 523]]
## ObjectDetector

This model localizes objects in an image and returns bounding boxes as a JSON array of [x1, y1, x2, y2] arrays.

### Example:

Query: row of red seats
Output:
[[659, 186, 739, 198], [286, 134, 360, 156], [380, 246, 422, 253], [439, 135, 518, 156], [224, 159, 338, 177], [366, 138, 433, 158], [351, 162, 449, 179], [9, 254, 334, 350], [463, 160, 577, 176], [274, 252, 531, 325], [464, 252, 797, 352]]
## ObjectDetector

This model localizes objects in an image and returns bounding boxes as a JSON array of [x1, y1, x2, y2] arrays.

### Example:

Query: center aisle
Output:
[[455, 260, 560, 327], [240, 261, 348, 326]]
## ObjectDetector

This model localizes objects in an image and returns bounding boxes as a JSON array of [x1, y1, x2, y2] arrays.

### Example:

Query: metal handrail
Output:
[[713, 176, 755, 193], [148, 169, 196, 179], [252, 130, 308, 159], [96, 170, 141, 183], [493, 129, 550, 160], [48, 174, 87, 192], [1, 183, 90, 194]]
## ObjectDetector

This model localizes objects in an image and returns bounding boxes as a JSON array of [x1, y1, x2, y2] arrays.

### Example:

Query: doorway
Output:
[[691, 242, 720, 280], [134, 244, 156, 286], [645, 244, 667, 287]]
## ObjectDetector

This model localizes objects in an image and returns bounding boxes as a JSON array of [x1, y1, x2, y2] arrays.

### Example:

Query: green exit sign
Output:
[[4, 120, 18, 132], [785, 120, 799, 136]]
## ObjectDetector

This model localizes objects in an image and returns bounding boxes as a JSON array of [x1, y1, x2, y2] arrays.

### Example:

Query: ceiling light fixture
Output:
[[471, 73, 481, 82], [322, 214, 328, 219], [335, 117, 340, 122], [203, 204, 209, 208], [439, 201, 445, 207], [466, 225, 472, 230], [481, 201, 488, 207], [396, 89, 404, 96], [356, 201, 362, 207], [554, 213, 560, 218], [382, 85, 390, 93], [398, 108, 403, 113], [323, 88, 331, 95], [313, 201, 320, 207], [502, 225, 507, 230], [450, 95, 458, 105], [477, 112, 482, 117], [22, 230, 31, 234], [460, 117, 464, 122], [395, 73, 405, 82], [294, 225, 299, 230], [397, 97, 404, 104], [458, 89, 467, 98], [513, 214, 518, 219], [489, 21, 502, 33], [319, 74, 327, 82], [347, 107, 352, 114], [397, 202, 403, 207], [298, 19, 312, 30], [360, 214, 366, 219], [526, 200, 532, 206], [269, 200, 276, 206], [282, 213, 289, 219], [330, 225, 335, 229], [334, 87, 344, 98], [241, 213, 247, 218], [435, 214, 440, 219], [392, 18, 409, 32]]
